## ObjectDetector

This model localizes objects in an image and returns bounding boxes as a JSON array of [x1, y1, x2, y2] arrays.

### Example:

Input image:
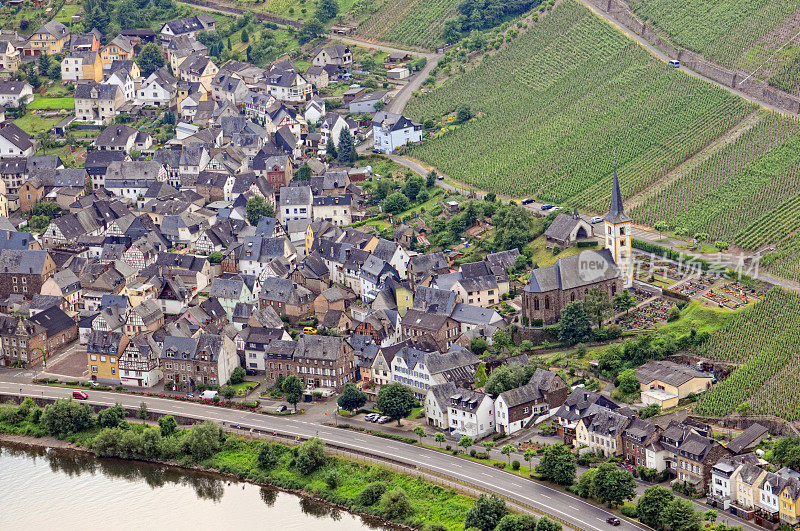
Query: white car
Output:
[[590, 216, 604, 224]]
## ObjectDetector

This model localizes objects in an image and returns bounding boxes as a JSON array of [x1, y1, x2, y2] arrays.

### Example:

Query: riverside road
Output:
[[2, 381, 639, 531]]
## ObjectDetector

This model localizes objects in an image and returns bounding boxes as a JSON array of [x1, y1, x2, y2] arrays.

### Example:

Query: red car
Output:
[[606, 517, 621, 526], [72, 390, 88, 400]]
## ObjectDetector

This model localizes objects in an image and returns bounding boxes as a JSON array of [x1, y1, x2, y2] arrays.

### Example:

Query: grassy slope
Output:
[[628, 0, 800, 92], [352, 0, 459, 49], [406, 0, 752, 207], [693, 289, 800, 420]]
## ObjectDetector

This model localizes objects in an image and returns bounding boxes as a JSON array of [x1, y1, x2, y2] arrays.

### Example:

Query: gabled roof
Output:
[[35, 21, 70, 39], [524, 250, 620, 293], [0, 249, 50, 275], [0, 123, 33, 151], [29, 305, 74, 335]]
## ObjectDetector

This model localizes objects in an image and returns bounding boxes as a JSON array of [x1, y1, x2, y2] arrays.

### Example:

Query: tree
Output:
[[337, 127, 356, 165], [558, 302, 593, 345], [240, 28, 249, 43], [299, 18, 324, 45], [41, 399, 94, 437], [426, 170, 437, 187], [614, 289, 637, 314], [324, 469, 341, 489], [636, 486, 675, 528], [383, 192, 410, 214], [97, 404, 126, 428], [535, 516, 562, 531], [158, 415, 177, 437], [182, 421, 224, 460], [464, 494, 508, 531], [617, 369, 640, 395], [36, 130, 55, 155], [138, 402, 148, 420], [296, 163, 311, 181], [295, 438, 325, 474], [229, 366, 246, 385], [575, 468, 597, 498], [584, 287, 612, 329], [282, 375, 304, 412], [337, 382, 367, 412], [535, 443, 576, 486], [654, 220, 670, 240], [442, 18, 462, 43], [315, 0, 338, 21], [592, 462, 636, 508], [38, 52, 52, 77], [136, 42, 165, 78], [498, 444, 513, 464], [208, 251, 223, 264], [640, 403, 661, 419], [456, 104, 473, 123], [325, 136, 337, 160], [257, 442, 281, 469], [496, 514, 538, 531], [375, 178, 392, 200], [413, 426, 427, 442], [434, 432, 446, 447], [380, 487, 413, 519], [219, 386, 236, 400], [245, 196, 275, 226], [660, 498, 702, 531], [459, 435, 474, 452], [523, 448, 535, 468], [402, 174, 425, 201], [376, 383, 416, 426]]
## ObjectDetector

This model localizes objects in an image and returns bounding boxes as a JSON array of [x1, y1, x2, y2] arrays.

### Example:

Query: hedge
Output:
[[631, 239, 712, 271]]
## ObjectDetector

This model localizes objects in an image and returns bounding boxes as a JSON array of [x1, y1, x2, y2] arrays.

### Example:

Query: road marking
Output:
[[540, 494, 552, 500]]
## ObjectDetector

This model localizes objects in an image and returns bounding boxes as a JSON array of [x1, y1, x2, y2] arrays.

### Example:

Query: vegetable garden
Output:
[[628, 0, 800, 93], [405, 0, 752, 204], [693, 288, 800, 420], [353, 0, 459, 48]]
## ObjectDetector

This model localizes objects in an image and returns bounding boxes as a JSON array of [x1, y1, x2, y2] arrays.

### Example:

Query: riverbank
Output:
[[0, 400, 475, 531]]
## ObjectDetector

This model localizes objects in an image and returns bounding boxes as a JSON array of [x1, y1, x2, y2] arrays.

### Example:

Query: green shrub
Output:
[[512, 460, 520, 470], [356, 481, 387, 506]]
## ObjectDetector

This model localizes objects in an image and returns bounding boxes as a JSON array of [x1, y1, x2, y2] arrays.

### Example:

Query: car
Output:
[[302, 326, 317, 334], [521, 198, 535, 205], [669, 59, 680, 68], [541, 204, 555, 211], [377, 416, 390, 424], [275, 404, 287, 413], [364, 413, 379, 422], [437, 175, 444, 180], [72, 390, 88, 400], [88, 381, 99, 387], [590, 216, 604, 224], [199, 390, 218, 400], [606, 517, 621, 526]]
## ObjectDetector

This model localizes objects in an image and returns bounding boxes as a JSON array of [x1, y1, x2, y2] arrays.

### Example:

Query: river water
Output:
[[0, 441, 385, 531]]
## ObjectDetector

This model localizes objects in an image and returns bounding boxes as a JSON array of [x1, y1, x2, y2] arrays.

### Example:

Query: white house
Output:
[[136, 67, 177, 107], [0, 81, 33, 107], [119, 333, 163, 388], [105, 70, 136, 102], [0, 123, 34, 157], [360, 255, 397, 303], [312, 194, 351, 226], [448, 388, 494, 440], [494, 383, 548, 435], [319, 113, 350, 155], [265, 65, 313, 103], [710, 459, 739, 510], [425, 382, 456, 431], [279, 185, 312, 225], [372, 111, 422, 154], [304, 97, 325, 125]]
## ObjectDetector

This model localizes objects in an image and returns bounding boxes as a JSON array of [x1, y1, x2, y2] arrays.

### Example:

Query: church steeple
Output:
[[605, 158, 630, 224]]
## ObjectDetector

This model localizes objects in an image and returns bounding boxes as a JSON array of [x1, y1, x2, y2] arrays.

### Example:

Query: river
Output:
[[0, 441, 386, 530]]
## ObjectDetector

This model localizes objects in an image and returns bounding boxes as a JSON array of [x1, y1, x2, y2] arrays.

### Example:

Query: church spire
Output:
[[604, 154, 631, 224]]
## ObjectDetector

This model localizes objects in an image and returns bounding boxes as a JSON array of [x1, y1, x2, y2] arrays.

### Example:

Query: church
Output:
[[522, 168, 633, 325]]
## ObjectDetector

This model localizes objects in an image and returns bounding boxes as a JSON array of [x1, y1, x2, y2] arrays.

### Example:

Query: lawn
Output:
[[53, 2, 80, 23], [28, 97, 75, 110], [13, 113, 61, 134], [230, 381, 259, 396], [523, 235, 586, 269], [657, 300, 735, 336]]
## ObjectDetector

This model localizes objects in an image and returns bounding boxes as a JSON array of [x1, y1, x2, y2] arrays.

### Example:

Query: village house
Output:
[[283, 334, 355, 390], [0, 80, 33, 107], [636, 360, 714, 408], [544, 209, 594, 248], [576, 407, 634, 457], [372, 111, 423, 154], [0, 249, 56, 299], [312, 44, 352, 68], [0, 123, 35, 158], [159, 14, 217, 43], [312, 194, 352, 226], [425, 382, 457, 431], [100, 35, 135, 68], [0, 39, 21, 72], [553, 388, 619, 444], [119, 332, 162, 387], [160, 333, 239, 388], [87, 329, 129, 383], [61, 51, 103, 82], [448, 389, 494, 440], [74, 82, 125, 124], [259, 277, 313, 322], [26, 21, 70, 56]]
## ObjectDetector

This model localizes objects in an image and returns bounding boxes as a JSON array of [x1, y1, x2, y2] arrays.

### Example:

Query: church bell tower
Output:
[[604, 163, 633, 288]]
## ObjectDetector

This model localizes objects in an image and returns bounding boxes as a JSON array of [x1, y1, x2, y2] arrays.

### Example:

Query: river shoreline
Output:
[[0, 433, 404, 530]]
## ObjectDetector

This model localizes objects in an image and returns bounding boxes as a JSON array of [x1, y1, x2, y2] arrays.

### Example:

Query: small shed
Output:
[[387, 67, 410, 80]]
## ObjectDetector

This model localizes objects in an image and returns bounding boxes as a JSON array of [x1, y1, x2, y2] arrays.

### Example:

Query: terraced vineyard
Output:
[[694, 289, 800, 420], [627, 0, 800, 93], [631, 111, 800, 250], [405, 0, 753, 202], [352, 0, 459, 48]]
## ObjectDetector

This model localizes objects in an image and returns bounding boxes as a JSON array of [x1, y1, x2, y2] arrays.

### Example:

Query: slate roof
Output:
[[29, 305, 74, 335], [0, 123, 33, 151], [279, 185, 312, 206], [498, 383, 544, 407], [635, 360, 711, 389], [544, 211, 588, 243], [409, 252, 448, 275], [413, 286, 455, 315], [401, 308, 450, 332], [294, 334, 342, 361], [727, 423, 769, 454], [524, 249, 620, 293], [0, 249, 50, 275]]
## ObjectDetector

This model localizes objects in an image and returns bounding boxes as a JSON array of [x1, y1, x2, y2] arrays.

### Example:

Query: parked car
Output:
[[276, 404, 287, 413], [669, 59, 680, 68], [72, 390, 88, 400], [364, 413, 379, 422], [590, 216, 604, 224], [541, 204, 555, 211], [606, 517, 621, 526], [521, 198, 535, 205], [302, 326, 317, 334], [199, 390, 218, 400], [377, 416, 390, 424]]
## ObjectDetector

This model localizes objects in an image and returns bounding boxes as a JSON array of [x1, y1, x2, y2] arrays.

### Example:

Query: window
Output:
[[91, 365, 97, 373]]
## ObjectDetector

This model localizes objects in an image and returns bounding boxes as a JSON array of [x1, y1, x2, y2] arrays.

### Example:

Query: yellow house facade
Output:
[[100, 36, 135, 68], [87, 332, 129, 383], [83, 51, 104, 82], [28, 21, 70, 56], [394, 284, 413, 317], [779, 479, 800, 525]]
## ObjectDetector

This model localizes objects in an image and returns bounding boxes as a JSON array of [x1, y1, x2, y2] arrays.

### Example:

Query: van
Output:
[[302, 326, 317, 334], [669, 59, 680, 68], [199, 390, 218, 400], [72, 390, 88, 400]]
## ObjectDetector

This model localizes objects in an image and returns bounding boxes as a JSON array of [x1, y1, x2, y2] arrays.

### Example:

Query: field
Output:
[[233, 0, 355, 22], [631, 111, 800, 250], [28, 97, 75, 110], [352, 0, 460, 49], [13, 113, 61, 135], [627, 0, 800, 93], [693, 289, 800, 420], [405, 0, 753, 206]]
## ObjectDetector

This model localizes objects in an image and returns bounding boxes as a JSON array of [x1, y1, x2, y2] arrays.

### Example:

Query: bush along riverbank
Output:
[[0, 398, 562, 531]]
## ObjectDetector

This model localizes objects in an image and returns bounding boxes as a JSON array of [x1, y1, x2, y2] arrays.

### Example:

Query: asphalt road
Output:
[[1, 381, 640, 531]]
